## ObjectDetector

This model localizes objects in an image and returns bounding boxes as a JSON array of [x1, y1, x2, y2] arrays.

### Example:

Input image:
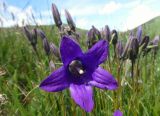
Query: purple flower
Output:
[[39, 36, 118, 112], [113, 110, 123, 116]]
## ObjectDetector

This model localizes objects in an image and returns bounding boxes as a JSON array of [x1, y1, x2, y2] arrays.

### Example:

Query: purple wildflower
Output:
[[113, 110, 123, 116], [39, 36, 118, 112]]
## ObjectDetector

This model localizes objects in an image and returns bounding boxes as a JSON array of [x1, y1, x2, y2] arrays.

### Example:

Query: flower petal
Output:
[[60, 36, 83, 67], [89, 67, 118, 90], [39, 66, 69, 92], [82, 40, 108, 71], [69, 84, 94, 112]]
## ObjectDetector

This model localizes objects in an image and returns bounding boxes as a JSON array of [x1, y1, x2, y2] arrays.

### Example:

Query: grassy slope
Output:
[[0, 17, 160, 116]]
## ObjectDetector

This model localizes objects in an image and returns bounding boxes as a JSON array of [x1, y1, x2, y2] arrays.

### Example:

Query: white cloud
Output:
[[0, 1, 54, 27], [75, 18, 89, 29], [123, 4, 160, 31], [63, 6, 99, 17], [99, 1, 122, 15]]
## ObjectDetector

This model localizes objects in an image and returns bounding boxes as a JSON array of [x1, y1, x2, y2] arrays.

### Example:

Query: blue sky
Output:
[[0, 0, 160, 31]]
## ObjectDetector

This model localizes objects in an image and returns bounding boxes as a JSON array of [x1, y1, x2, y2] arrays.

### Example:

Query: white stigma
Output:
[[79, 69, 84, 74]]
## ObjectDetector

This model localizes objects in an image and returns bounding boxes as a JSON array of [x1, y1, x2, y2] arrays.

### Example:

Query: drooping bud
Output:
[[23, 26, 37, 51], [116, 40, 123, 59], [43, 38, 50, 55], [129, 30, 134, 38], [128, 38, 139, 62], [36, 29, 46, 39], [51, 3, 62, 28], [111, 29, 118, 45], [136, 26, 142, 43], [65, 9, 76, 31], [151, 35, 160, 55], [121, 37, 132, 60], [69, 60, 85, 77], [87, 26, 101, 48], [139, 36, 149, 51], [103, 25, 111, 42], [49, 60, 56, 72], [50, 42, 60, 59], [145, 36, 160, 55]]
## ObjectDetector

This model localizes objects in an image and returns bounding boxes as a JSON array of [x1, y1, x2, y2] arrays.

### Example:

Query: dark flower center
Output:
[[69, 60, 85, 77]]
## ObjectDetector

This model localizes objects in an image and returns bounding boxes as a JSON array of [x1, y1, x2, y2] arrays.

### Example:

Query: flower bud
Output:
[[23, 26, 37, 51], [136, 26, 142, 43], [50, 42, 60, 59], [111, 29, 118, 45], [139, 36, 149, 50], [65, 9, 76, 31], [103, 25, 111, 42], [151, 35, 160, 55], [52, 3, 62, 28], [49, 60, 56, 72], [36, 29, 46, 39], [128, 38, 139, 62], [116, 40, 123, 59], [43, 38, 50, 55], [87, 26, 101, 48]]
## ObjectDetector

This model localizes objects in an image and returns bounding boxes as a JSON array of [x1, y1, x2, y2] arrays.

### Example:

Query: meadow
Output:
[[0, 4, 160, 116]]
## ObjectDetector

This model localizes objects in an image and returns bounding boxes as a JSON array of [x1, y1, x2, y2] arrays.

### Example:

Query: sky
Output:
[[0, 0, 160, 31]]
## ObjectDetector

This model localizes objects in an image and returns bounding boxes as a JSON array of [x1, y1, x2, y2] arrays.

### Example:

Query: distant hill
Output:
[[133, 16, 160, 39]]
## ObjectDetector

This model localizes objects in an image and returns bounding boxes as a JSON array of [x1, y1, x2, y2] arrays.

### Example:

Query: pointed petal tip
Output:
[[69, 84, 94, 112], [107, 81, 118, 90], [91, 67, 118, 90], [39, 67, 69, 92]]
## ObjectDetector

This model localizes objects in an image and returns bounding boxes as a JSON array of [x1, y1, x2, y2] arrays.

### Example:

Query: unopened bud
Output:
[[87, 26, 101, 48], [136, 26, 142, 43], [139, 36, 149, 51], [50, 42, 60, 59], [116, 40, 123, 59], [49, 60, 56, 71], [23, 26, 37, 51], [36, 29, 46, 39], [111, 30, 118, 45], [103, 25, 111, 42], [65, 9, 76, 31], [128, 38, 139, 62], [52, 3, 62, 28], [43, 38, 50, 55]]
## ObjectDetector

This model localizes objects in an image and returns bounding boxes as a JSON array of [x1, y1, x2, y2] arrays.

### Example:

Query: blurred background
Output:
[[0, 0, 160, 31]]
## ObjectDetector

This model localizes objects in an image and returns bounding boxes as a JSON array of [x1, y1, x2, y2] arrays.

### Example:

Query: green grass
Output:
[[0, 17, 160, 116]]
